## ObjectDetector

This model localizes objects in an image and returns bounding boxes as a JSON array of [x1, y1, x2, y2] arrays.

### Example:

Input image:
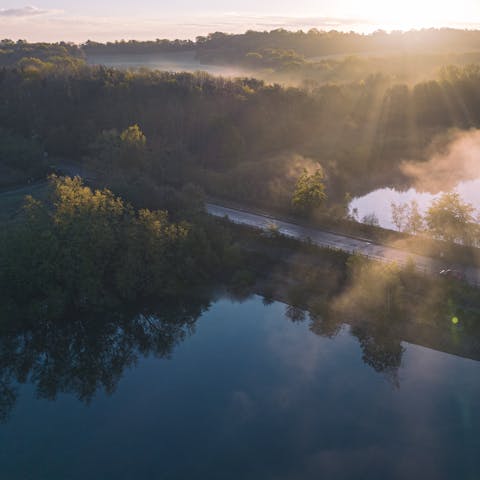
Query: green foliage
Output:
[[88, 125, 148, 177], [2, 40, 480, 224], [0, 183, 48, 223], [0, 130, 46, 185], [243, 48, 306, 70], [83, 38, 194, 55], [292, 168, 327, 214], [405, 200, 424, 235], [120, 124, 146, 149], [0, 39, 84, 67], [425, 192, 476, 244], [391, 200, 425, 235], [0, 176, 218, 315]]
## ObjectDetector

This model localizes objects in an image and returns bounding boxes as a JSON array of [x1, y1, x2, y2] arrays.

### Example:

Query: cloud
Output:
[[0, 11, 375, 43], [0, 10, 478, 43], [0, 6, 58, 17], [165, 14, 375, 39]]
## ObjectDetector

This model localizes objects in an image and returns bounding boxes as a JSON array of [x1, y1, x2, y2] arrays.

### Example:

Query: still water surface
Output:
[[0, 296, 479, 479], [350, 178, 480, 230]]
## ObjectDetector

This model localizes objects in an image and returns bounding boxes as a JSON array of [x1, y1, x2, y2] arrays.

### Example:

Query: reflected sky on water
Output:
[[0, 296, 479, 479], [350, 178, 480, 230]]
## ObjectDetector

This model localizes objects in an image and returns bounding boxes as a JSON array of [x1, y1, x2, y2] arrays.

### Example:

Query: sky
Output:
[[1, 1, 480, 42]]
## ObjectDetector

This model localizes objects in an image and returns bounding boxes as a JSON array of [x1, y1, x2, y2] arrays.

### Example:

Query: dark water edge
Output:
[[0, 293, 479, 480]]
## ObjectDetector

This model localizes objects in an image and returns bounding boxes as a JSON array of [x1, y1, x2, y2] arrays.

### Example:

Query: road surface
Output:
[[206, 203, 480, 288]]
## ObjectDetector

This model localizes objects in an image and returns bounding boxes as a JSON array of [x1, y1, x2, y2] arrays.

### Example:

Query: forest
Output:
[[1, 32, 480, 436], [0, 33, 479, 253], [80, 29, 480, 59], [2, 43, 480, 211]]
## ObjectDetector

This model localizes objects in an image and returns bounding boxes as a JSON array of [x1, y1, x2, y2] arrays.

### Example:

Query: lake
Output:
[[0, 294, 479, 479], [350, 178, 480, 230], [87, 51, 250, 77]]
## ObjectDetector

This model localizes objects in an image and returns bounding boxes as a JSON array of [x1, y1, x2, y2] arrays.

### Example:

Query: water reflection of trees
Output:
[[351, 324, 405, 387], [307, 303, 480, 386], [0, 293, 212, 423], [278, 259, 411, 384], [307, 309, 405, 385], [284, 257, 480, 385], [1, 277, 478, 421]]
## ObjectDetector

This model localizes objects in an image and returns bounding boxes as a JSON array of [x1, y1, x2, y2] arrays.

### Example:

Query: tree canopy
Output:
[[0, 176, 219, 315], [425, 192, 477, 244], [292, 168, 327, 214]]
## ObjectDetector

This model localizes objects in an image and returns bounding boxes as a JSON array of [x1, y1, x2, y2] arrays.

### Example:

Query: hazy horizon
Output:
[[1, 2, 480, 43]]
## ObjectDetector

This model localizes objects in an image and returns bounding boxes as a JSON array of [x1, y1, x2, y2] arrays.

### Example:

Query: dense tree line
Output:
[[391, 193, 480, 246], [79, 29, 480, 61], [0, 176, 235, 316], [81, 29, 480, 84], [0, 39, 84, 66], [240, 50, 480, 86], [194, 28, 480, 60], [83, 38, 194, 55], [2, 56, 480, 211]]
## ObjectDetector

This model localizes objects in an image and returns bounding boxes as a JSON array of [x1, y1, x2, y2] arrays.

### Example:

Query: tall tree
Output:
[[425, 192, 476, 244], [291, 168, 327, 215]]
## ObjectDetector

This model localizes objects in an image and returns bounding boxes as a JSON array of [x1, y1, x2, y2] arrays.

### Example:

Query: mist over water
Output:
[[350, 178, 480, 230], [351, 130, 480, 230]]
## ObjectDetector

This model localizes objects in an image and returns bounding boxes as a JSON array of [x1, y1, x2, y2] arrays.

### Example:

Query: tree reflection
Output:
[[351, 323, 405, 387], [285, 305, 306, 323], [307, 308, 405, 385], [297, 265, 480, 386], [0, 293, 212, 423], [309, 311, 342, 339]]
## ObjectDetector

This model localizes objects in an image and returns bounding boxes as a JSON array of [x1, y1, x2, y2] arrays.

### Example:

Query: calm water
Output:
[[0, 296, 479, 479], [87, 52, 250, 77], [350, 178, 480, 230]]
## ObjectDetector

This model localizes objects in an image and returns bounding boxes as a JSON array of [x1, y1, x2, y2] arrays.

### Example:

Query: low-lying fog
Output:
[[351, 129, 480, 230], [86, 51, 251, 77]]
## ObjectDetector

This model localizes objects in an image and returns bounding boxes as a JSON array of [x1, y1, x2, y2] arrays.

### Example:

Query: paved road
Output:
[[207, 203, 480, 288]]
